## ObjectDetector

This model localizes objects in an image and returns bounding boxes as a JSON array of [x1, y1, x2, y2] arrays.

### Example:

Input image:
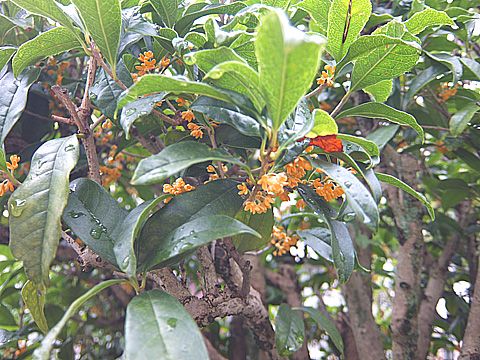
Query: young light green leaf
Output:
[[0, 47, 16, 71], [450, 102, 480, 136], [256, 9, 324, 130], [0, 66, 40, 148], [0, 148, 7, 172], [125, 290, 209, 360], [9, 136, 79, 286], [405, 7, 454, 35], [347, 35, 421, 91], [298, 307, 344, 354], [150, 0, 180, 27], [191, 97, 261, 137], [337, 134, 379, 158], [33, 279, 126, 360], [117, 75, 234, 110], [275, 304, 305, 357], [307, 109, 338, 137], [336, 102, 424, 141], [310, 158, 379, 230], [261, 0, 290, 9], [363, 79, 392, 102], [71, 0, 122, 73], [204, 61, 265, 112], [132, 141, 245, 185], [21, 281, 48, 334], [12, 27, 82, 77], [12, 0, 76, 31], [184, 47, 246, 73], [296, 0, 330, 34], [376, 173, 434, 220], [326, 0, 372, 61]]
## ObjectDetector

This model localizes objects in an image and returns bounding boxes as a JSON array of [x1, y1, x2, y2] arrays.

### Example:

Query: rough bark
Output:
[[384, 146, 425, 360], [460, 253, 480, 359], [342, 245, 385, 359]]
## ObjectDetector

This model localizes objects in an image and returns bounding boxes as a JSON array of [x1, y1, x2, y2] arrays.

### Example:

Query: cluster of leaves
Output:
[[0, 0, 478, 358]]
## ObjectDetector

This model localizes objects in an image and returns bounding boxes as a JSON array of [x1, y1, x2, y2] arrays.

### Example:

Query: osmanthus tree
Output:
[[0, 0, 479, 358]]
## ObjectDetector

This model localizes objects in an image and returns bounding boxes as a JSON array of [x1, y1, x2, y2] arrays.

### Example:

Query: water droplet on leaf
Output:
[[10, 199, 26, 217]]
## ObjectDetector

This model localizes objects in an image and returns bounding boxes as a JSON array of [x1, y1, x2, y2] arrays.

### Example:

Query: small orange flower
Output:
[[160, 56, 170, 68], [258, 172, 288, 196], [162, 177, 195, 203], [0, 180, 15, 196], [296, 199, 306, 210], [135, 51, 157, 76], [237, 183, 249, 196], [176, 98, 187, 107], [316, 64, 335, 87], [309, 135, 343, 153], [271, 226, 299, 256], [181, 110, 195, 122], [187, 122, 203, 139], [6, 155, 20, 171]]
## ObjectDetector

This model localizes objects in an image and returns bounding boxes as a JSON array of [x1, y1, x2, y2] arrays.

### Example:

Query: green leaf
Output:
[[9, 136, 79, 286], [336, 102, 424, 141], [460, 58, 480, 81], [111, 196, 168, 277], [405, 7, 454, 35], [191, 97, 261, 137], [256, 9, 324, 130], [175, 2, 247, 36], [454, 148, 480, 173], [403, 63, 446, 105], [71, 0, 122, 73], [0, 66, 40, 147], [261, 0, 290, 9], [120, 93, 167, 139], [0, 304, 17, 330], [150, 0, 180, 28], [184, 47, 246, 73], [90, 60, 133, 119], [337, 134, 379, 158], [296, 0, 330, 34], [343, 34, 421, 91], [376, 173, 434, 220], [12, 0, 77, 32], [136, 179, 246, 270], [328, 218, 355, 282], [298, 307, 344, 354], [33, 279, 126, 360], [204, 61, 265, 113], [326, 0, 372, 61], [233, 209, 274, 252], [12, 27, 82, 78], [275, 304, 305, 356], [132, 141, 245, 185], [310, 158, 379, 230], [363, 79, 392, 103], [427, 52, 463, 84], [0, 47, 16, 71], [449, 102, 480, 136], [125, 289, 208, 360], [306, 109, 338, 137], [0, 148, 7, 173], [118, 75, 234, 110], [298, 228, 333, 262], [63, 178, 128, 266], [21, 281, 48, 334]]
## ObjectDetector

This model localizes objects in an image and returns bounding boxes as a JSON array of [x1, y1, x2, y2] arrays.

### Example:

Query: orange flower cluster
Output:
[[438, 83, 458, 103], [317, 64, 335, 87], [243, 191, 275, 214], [46, 58, 69, 85], [0, 180, 14, 196], [163, 178, 195, 203], [285, 156, 312, 187], [181, 110, 195, 122], [135, 51, 157, 76], [312, 178, 344, 202], [270, 226, 299, 256], [7, 155, 20, 171], [241, 172, 289, 214], [187, 122, 203, 139], [308, 135, 343, 153], [100, 165, 121, 186], [176, 97, 187, 107]]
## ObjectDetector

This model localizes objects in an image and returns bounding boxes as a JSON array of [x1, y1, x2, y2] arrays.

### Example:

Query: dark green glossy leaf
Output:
[[449, 102, 480, 136], [9, 135, 80, 286], [132, 141, 245, 185], [150, 0, 180, 28], [0, 66, 40, 147], [233, 209, 274, 252], [191, 97, 261, 137], [298, 307, 344, 354], [137, 179, 246, 270], [275, 304, 305, 356], [125, 289, 208, 360], [337, 134, 379, 158], [297, 228, 333, 262]]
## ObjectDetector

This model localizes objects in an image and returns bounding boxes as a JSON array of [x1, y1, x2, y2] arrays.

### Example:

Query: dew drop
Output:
[[344, 181, 352, 188], [90, 227, 102, 239], [10, 199, 26, 217], [90, 93, 97, 100], [68, 210, 85, 219], [122, 256, 130, 267], [139, 111, 149, 116], [125, 108, 136, 116], [167, 317, 177, 328]]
